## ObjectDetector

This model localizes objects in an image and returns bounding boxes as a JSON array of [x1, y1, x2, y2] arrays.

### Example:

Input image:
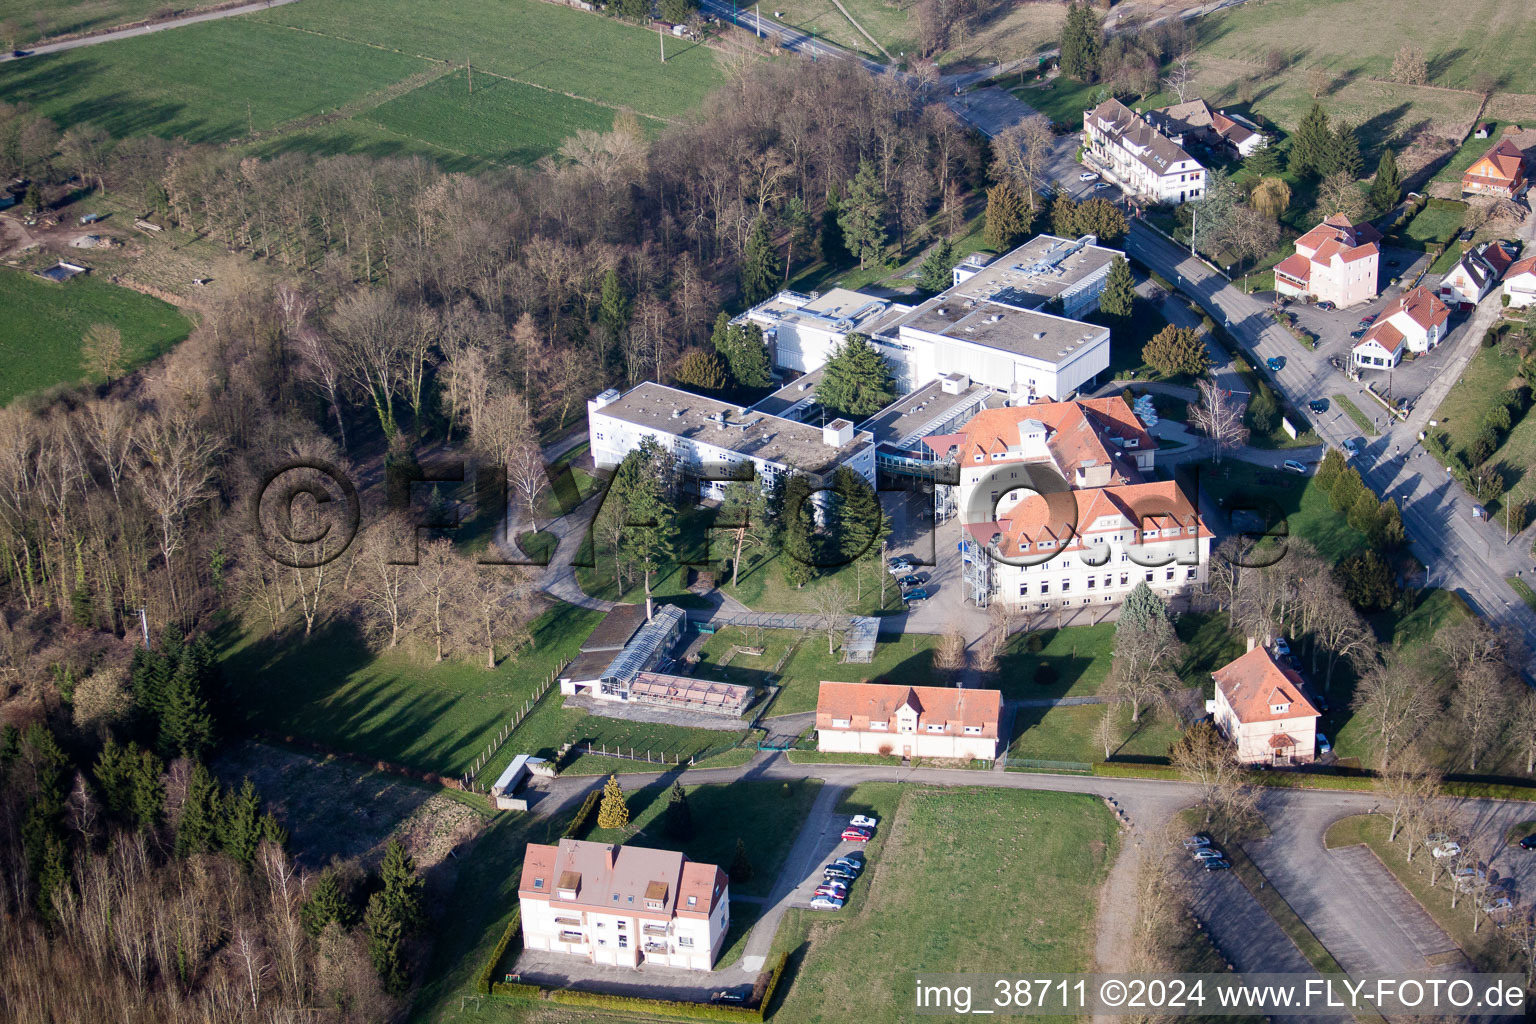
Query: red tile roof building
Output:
[[1462, 139, 1527, 199], [1274, 214, 1381, 308], [1352, 286, 1450, 370], [1504, 255, 1536, 309], [518, 839, 730, 970], [1440, 240, 1520, 309], [816, 681, 1003, 760], [1211, 644, 1320, 764]]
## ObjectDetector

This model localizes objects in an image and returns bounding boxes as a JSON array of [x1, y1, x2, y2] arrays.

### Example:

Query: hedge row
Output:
[[476, 909, 523, 995], [565, 789, 601, 840], [490, 952, 791, 1021]]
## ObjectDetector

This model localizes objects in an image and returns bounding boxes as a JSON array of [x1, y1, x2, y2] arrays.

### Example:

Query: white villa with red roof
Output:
[[1352, 286, 1450, 370], [815, 681, 1003, 760], [1439, 240, 1518, 310], [924, 397, 1211, 611], [1505, 256, 1536, 309], [1273, 214, 1380, 308], [518, 839, 730, 971], [1211, 642, 1320, 765]]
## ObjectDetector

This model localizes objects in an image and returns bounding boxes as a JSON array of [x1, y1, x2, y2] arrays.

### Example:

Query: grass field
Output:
[[1511, 577, 1536, 613], [1198, 460, 1370, 564], [1431, 124, 1511, 183], [582, 778, 822, 898], [1332, 393, 1378, 436], [0, 0, 212, 45], [216, 604, 603, 778], [0, 268, 192, 405], [1009, 703, 1182, 764], [0, 0, 725, 169], [768, 784, 1117, 1024], [1394, 202, 1466, 252], [1425, 343, 1535, 515]]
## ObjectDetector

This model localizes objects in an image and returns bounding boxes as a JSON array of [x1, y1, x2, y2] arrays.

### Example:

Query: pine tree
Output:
[[598, 268, 631, 351], [1142, 325, 1210, 377], [1058, 2, 1102, 82], [378, 838, 424, 932], [176, 761, 221, 856], [740, 217, 782, 305], [1369, 147, 1402, 210], [1117, 582, 1168, 633], [730, 324, 773, 388], [597, 774, 630, 830], [839, 160, 888, 269], [1099, 256, 1135, 319], [129, 746, 165, 834], [158, 654, 214, 760], [815, 333, 897, 420], [1050, 192, 1079, 236], [0, 724, 18, 768], [1329, 121, 1363, 179], [780, 474, 818, 589], [220, 777, 262, 866], [260, 811, 288, 847], [1315, 447, 1348, 492], [1347, 488, 1381, 536], [616, 448, 677, 599], [664, 781, 693, 840], [365, 893, 408, 994], [302, 869, 353, 936], [833, 466, 885, 567], [93, 736, 134, 820], [1245, 141, 1284, 178], [675, 349, 728, 392], [820, 182, 849, 266], [1289, 103, 1334, 179], [1073, 197, 1127, 243], [984, 183, 1029, 252], [916, 237, 956, 293], [729, 837, 754, 884]]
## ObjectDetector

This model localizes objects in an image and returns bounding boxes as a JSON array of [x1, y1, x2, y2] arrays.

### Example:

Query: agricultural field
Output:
[[0, 0, 210, 46], [768, 785, 1117, 1024], [0, 0, 725, 169], [216, 604, 604, 779], [0, 268, 192, 405]]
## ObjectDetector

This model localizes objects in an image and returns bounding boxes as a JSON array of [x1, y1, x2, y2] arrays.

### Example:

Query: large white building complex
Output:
[[519, 839, 730, 971], [922, 397, 1211, 611], [1083, 98, 1207, 205], [589, 233, 1125, 493]]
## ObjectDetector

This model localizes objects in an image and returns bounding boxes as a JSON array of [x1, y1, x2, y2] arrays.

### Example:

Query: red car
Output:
[[813, 884, 848, 899], [840, 826, 873, 842]]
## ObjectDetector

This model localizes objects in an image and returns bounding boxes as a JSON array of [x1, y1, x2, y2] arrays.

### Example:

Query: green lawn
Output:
[[1394, 202, 1466, 253], [0, 268, 192, 405], [768, 785, 1117, 1024], [1198, 460, 1370, 564], [0, 0, 726, 168], [583, 778, 822, 898], [1332, 392, 1378, 437], [0, 0, 209, 45], [1010, 703, 1182, 765], [1432, 124, 1512, 183], [1425, 343, 1536, 516], [1511, 577, 1536, 613], [217, 604, 603, 778]]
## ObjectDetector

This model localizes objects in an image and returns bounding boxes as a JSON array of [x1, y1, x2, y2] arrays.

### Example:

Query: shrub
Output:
[[476, 909, 523, 995], [564, 789, 601, 840]]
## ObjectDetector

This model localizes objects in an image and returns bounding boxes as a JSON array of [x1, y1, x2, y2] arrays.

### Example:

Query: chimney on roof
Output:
[[606, 845, 616, 873], [1246, 636, 1256, 653], [646, 597, 654, 622]]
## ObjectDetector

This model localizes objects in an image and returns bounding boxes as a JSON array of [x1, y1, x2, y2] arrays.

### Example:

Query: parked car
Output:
[[1283, 460, 1308, 474], [849, 815, 878, 828], [1202, 858, 1231, 871], [1192, 848, 1225, 860], [897, 575, 924, 589], [1453, 868, 1487, 891], [1342, 439, 1359, 457], [1095, 181, 1114, 190], [824, 864, 857, 879], [712, 990, 748, 1005], [1350, 328, 1367, 339], [834, 853, 865, 870], [1308, 399, 1329, 413], [887, 561, 913, 575], [1520, 834, 1536, 850], [904, 588, 930, 603], [1426, 832, 1451, 846], [809, 895, 845, 910], [813, 883, 848, 899], [1359, 313, 1378, 326], [1284, 653, 1302, 671], [10, 49, 29, 58], [1433, 841, 1463, 859], [1317, 733, 1332, 755], [1267, 356, 1286, 371], [1329, 355, 1343, 370], [1079, 171, 1099, 182], [1316, 300, 1336, 311], [1482, 896, 1514, 914], [841, 827, 873, 842], [1182, 834, 1211, 849], [1273, 637, 1291, 657]]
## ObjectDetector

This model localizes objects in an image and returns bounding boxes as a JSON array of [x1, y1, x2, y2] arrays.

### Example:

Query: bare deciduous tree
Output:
[[81, 323, 124, 382], [1161, 51, 1197, 103], [132, 409, 224, 615], [1187, 379, 1248, 462], [1452, 660, 1512, 772], [807, 581, 854, 656], [1106, 611, 1183, 722], [1351, 655, 1438, 766]]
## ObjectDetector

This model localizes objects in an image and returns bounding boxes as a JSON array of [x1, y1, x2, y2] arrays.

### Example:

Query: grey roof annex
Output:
[[890, 299, 1108, 364], [942, 234, 1120, 310]]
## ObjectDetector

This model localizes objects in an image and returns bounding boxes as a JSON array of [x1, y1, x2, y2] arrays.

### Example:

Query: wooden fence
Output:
[[460, 662, 565, 791]]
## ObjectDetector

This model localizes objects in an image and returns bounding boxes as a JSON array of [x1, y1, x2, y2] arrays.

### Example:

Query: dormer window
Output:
[[1272, 703, 1289, 714], [832, 717, 851, 728], [687, 896, 697, 907], [533, 878, 544, 889]]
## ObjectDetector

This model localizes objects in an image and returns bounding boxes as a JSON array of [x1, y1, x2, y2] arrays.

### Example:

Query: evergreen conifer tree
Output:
[[176, 761, 221, 856], [1099, 256, 1135, 318], [984, 183, 1028, 252], [815, 334, 896, 420], [664, 781, 694, 840], [597, 774, 630, 830], [1058, 2, 1102, 81], [378, 838, 424, 932], [1369, 148, 1402, 210], [780, 474, 818, 589], [916, 237, 956, 293], [740, 217, 782, 305], [302, 869, 353, 936], [129, 745, 165, 834], [839, 160, 888, 269], [220, 778, 262, 866], [821, 182, 849, 266], [729, 837, 754, 884], [1289, 103, 1334, 179], [1330, 121, 1363, 179]]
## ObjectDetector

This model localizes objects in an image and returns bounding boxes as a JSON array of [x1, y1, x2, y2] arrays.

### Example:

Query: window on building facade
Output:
[[1145, 571, 1154, 582], [1019, 583, 1029, 596], [1166, 568, 1175, 581], [1087, 577, 1096, 589], [678, 936, 695, 947], [1041, 582, 1050, 594], [832, 718, 850, 728], [1187, 568, 1198, 580], [1061, 580, 1071, 592], [1120, 574, 1128, 586]]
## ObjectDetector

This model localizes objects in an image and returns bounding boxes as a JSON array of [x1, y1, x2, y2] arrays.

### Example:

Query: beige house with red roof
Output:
[[1212, 643, 1320, 765], [1504, 256, 1536, 309], [816, 681, 1002, 760], [925, 397, 1210, 611], [1273, 214, 1380, 308], [1462, 138, 1527, 199], [1352, 286, 1450, 370], [518, 839, 729, 971]]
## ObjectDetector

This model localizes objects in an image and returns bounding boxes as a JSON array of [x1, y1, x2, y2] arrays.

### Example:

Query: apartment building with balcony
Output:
[[1083, 98, 1207, 204]]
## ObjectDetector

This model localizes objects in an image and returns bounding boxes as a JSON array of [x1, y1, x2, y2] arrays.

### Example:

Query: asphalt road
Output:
[[0, 0, 300, 61]]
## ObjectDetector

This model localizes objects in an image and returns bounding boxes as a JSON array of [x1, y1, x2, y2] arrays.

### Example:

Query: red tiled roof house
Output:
[[816, 681, 1003, 760], [1504, 255, 1536, 309], [1461, 139, 1527, 199], [1351, 286, 1450, 370], [1211, 643, 1320, 765], [1273, 214, 1380, 308], [518, 839, 730, 970]]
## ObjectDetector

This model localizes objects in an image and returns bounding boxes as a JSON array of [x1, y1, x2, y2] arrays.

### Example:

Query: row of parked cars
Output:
[[1184, 834, 1230, 872], [887, 557, 929, 604], [810, 815, 877, 910]]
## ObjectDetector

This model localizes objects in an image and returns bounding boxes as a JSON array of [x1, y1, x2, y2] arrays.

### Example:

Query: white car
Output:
[[1342, 439, 1359, 457], [1432, 841, 1462, 859], [1192, 848, 1224, 860], [1273, 637, 1291, 657], [1283, 459, 1309, 475], [886, 562, 913, 576], [809, 895, 844, 911], [1079, 171, 1099, 182], [849, 815, 878, 828], [1183, 835, 1211, 849]]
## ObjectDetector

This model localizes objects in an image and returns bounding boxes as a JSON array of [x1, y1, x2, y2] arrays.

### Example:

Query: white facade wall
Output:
[[970, 534, 1210, 612], [747, 318, 843, 375], [816, 725, 998, 760], [519, 895, 727, 971], [1439, 262, 1492, 307], [1310, 253, 1379, 308], [1352, 338, 1403, 369], [1083, 124, 1206, 204], [1505, 273, 1536, 308], [903, 329, 1110, 403], [1212, 690, 1317, 765]]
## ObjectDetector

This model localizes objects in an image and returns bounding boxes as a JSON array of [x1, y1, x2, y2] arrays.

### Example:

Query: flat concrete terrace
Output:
[[748, 367, 825, 420], [740, 286, 905, 335], [897, 298, 1108, 362], [945, 233, 1120, 310], [592, 382, 871, 476], [857, 377, 996, 450]]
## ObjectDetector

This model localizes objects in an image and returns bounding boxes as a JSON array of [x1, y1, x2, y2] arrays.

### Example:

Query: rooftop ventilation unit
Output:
[[1033, 331, 1047, 340], [671, 408, 682, 419]]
